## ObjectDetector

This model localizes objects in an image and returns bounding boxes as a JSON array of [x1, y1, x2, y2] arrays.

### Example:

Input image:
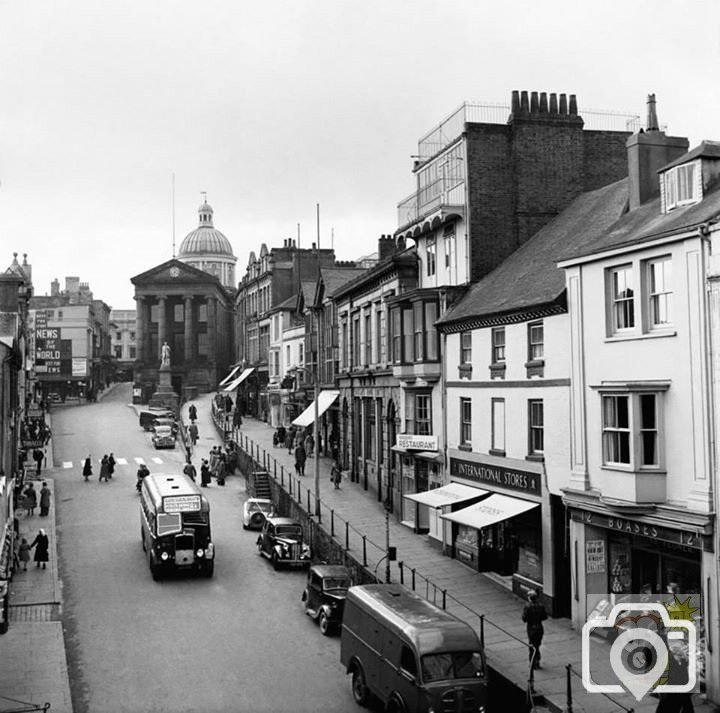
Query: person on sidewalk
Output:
[[33, 447, 44, 475], [82, 454, 93, 481], [200, 459, 211, 487], [521, 590, 547, 670], [24, 482, 37, 516], [188, 422, 199, 446], [183, 458, 197, 482], [275, 425, 286, 448], [18, 537, 31, 571], [107, 452, 116, 479], [304, 431, 314, 458], [331, 458, 343, 489], [216, 454, 227, 486], [294, 442, 306, 477], [99, 454, 111, 482], [39, 481, 52, 517], [188, 403, 197, 422], [285, 427, 295, 454], [30, 528, 49, 569]]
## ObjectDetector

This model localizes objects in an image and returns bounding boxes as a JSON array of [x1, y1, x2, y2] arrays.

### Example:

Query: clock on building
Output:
[[169, 266, 180, 277]]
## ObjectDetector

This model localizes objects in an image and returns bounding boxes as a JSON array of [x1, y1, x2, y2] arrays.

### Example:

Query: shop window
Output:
[[460, 397, 472, 449], [491, 398, 505, 456], [490, 327, 506, 379], [528, 400, 544, 459], [597, 384, 667, 471]]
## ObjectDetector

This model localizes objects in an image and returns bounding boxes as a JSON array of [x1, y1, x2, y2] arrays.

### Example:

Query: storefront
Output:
[[444, 453, 547, 602]]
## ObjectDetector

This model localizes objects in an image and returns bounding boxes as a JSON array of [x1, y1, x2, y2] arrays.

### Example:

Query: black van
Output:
[[139, 409, 175, 431], [341, 583, 487, 712]]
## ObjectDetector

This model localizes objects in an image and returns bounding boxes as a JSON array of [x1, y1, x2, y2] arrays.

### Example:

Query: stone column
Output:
[[134, 295, 146, 363], [207, 296, 217, 361], [184, 295, 193, 363], [157, 295, 167, 363]]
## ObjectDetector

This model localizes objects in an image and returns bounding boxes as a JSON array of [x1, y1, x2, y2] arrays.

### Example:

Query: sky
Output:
[[1, 0, 719, 310]]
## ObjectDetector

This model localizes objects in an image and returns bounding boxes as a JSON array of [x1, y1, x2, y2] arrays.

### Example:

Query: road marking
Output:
[[134, 457, 144, 464], [63, 462, 73, 469], [116, 458, 128, 465], [151, 457, 163, 464]]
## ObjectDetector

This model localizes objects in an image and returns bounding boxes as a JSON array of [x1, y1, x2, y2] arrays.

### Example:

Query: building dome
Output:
[[177, 200, 234, 258]]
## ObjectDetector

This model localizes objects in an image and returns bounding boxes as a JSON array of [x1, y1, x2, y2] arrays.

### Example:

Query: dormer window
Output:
[[663, 162, 698, 211]]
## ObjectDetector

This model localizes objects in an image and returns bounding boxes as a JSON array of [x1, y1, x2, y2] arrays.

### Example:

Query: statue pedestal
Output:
[[149, 365, 179, 411]]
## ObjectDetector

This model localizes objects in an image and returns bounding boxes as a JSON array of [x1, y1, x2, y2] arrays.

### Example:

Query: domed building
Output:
[[177, 200, 237, 288]]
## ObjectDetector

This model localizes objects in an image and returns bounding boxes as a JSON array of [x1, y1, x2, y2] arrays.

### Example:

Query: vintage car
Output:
[[257, 516, 311, 570], [151, 424, 176, 449], [151, 416, 179, 436], [242, 498, 274, 530], [139, 409, 175, 431], [301, 564, 351, 636]]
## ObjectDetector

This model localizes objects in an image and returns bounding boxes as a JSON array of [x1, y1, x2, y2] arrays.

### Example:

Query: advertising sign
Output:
[[585, 539, 606, 573], [72, 358, 87, 377], [396, 434, 438, 451], [35, 315, 72, 375], [163, 495, 201, 513]]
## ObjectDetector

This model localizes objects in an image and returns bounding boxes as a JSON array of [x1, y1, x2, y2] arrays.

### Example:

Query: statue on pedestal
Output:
[[161, 341, 171, 367]]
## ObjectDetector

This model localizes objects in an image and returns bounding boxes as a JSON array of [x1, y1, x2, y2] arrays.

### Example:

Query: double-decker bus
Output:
[[140, 472, 214, 579]]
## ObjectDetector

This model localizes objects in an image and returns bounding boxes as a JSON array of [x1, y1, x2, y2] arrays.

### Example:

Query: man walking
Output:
[[521, 590, 547, 670]]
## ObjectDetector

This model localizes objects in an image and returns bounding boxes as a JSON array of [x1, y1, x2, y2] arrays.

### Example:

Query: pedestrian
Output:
[[188, 403, 197, 422], [216, 454, 227, 486], [39, 481, 51, 517], [24, 482, 37, 516], [33, 447, 44, 475], [276, 424, 286, 448], [209, 446, 219, 476], [99, 454, 110, 482], [30, 528, 49, 569], [183, 459, 197, 482], [226, 446, 238, 475], [200, 459, 211, 487], [233, 408, 243, 430], [331, 458, 343, 489], [18, 537, 31, 571], [285, 427, 295, 454], [188, 422, 199, 446], [82, 454, 93, 481], [295, 442, 307, 477], [521, 590, 548, 670], [304, 431, 314, 458], [107, 452, 116, 479]]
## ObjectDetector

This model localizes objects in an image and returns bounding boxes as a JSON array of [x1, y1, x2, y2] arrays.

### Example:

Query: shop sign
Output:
[[571, 509, 711, 552], [450, 457, 541, 496], [585, 539, 606, 573], [396, 434, 438, 451], [72, 358, 87, 377], [21, 439, 45, 449]]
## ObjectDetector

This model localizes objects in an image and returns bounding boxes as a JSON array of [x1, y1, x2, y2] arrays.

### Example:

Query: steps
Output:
[[252, 470, 272, 499]]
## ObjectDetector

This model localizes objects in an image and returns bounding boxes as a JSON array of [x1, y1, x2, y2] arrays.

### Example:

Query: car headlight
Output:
[[301, 544, 311, 556], [160, 551, 170, 561], [196, 548, 204, 557]]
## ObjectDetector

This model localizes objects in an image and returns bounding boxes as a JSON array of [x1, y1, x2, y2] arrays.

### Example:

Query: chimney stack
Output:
[[626, 94, 689, 209], [51, 278, 60, 297], [378, 234, 397, 260]]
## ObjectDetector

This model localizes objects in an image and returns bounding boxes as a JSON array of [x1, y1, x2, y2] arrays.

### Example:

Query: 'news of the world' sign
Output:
[[396, 434, 438, 451]]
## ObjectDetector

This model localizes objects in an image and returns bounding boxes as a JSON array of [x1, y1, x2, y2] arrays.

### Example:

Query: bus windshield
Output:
[[157, 513, 182, 536], [421, 652, 484, 682]]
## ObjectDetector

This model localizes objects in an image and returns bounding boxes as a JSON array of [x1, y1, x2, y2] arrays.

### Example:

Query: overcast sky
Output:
[[2, 0, 719, 309]]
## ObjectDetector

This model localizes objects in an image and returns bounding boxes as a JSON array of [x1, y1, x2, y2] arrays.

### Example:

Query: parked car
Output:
[[139, 409, 175, 431], [257, 516, 311, 570], [242, 498, 274, 530], [151, 416, 179, 435], [151, 425, 176, 449], [302, 564, 352, 636]]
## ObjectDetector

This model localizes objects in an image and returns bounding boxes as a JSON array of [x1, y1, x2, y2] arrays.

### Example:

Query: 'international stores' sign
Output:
[[570, 509, 712, 552], [450, 457, 542, 496]]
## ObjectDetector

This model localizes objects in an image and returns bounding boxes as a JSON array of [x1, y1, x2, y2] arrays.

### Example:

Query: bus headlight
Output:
[[160, 551, 170, 561], [196, 548, 205, 557]]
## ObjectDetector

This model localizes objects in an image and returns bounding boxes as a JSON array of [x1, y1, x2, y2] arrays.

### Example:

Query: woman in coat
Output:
[[82, 455, 93, 481], [30, 528, 49, 569], [39, 482, 51, 517], [294, 443, 306, 477], [200, 459, 211, 487], [99, 455, 110, 483], [23, 483, 37, 516]]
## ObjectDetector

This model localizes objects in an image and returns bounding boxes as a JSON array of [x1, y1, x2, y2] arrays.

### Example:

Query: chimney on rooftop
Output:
[[626, 94, 689, 209], [378, 234, 398, 260], [51, 278, 60, 297]]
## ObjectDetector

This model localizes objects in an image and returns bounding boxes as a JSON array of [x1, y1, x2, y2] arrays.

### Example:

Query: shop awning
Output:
[[218, 365, 241, 387], [221, 367, 255, 392], [439, 493, 539, 529], [391, 445, 444, 463], [292, 390, 340, 427], [405, 482, 487, 508]]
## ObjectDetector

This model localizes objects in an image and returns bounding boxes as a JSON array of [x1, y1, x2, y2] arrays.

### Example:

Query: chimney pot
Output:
[[539, 92, 548, 113], [520, 91, 530, 113], [549, 93, 558, 113], [559, 94, 567, 114], [569, 94, 578, 115], [511, 90, 520, 113], [646, 93, 659, 131], [530, 91, 539, 113]]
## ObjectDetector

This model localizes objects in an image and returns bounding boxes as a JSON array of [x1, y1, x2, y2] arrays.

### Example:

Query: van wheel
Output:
[[319, 611, 331, 636], [351, 665, 369, 707]]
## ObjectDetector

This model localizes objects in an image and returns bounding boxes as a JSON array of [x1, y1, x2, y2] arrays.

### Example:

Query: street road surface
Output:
[[51, 385, 357, 713]]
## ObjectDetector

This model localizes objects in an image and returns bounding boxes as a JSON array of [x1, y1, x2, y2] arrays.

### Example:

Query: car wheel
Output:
[[250, 513, 265, 529], [203, 560, 214, 578], [319, 611, 331, 636], [242, 522, 248, 530], [271, 551, 280, 571], [351, 665, 369, 707]]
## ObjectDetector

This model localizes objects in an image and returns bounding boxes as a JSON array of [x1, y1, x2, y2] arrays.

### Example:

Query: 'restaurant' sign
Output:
[[396, 434, 438, 451], [450, 457, 542, 496]]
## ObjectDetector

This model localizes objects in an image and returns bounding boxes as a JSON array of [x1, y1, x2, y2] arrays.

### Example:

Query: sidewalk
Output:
[[192, 389, 717, 713], [0, 472, 72, 713]]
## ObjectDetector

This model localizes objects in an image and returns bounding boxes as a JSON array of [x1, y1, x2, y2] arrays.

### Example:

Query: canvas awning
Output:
[[292, 390, 340, 427], [439, 493, 539, 529], [221, 367, 255, 392], [218, 365, 241, 387], [404, 482, 487, 508], [391, 445, 443, 463]]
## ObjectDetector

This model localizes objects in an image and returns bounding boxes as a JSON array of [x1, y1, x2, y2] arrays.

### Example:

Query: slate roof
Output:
[[558, 179, 720, 263], [319, 267, 369, 299], [660, 140, 720, 172], [437, 178, 629, 329]]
